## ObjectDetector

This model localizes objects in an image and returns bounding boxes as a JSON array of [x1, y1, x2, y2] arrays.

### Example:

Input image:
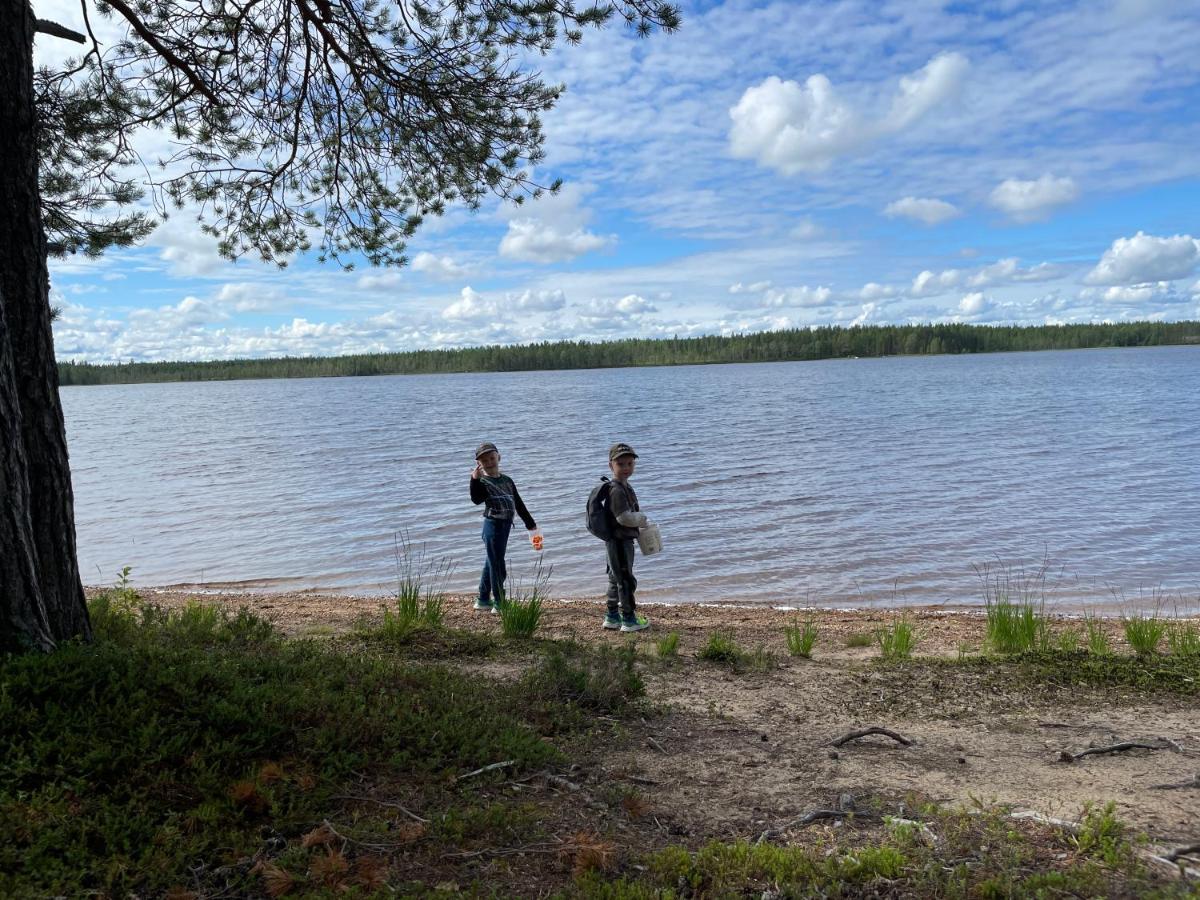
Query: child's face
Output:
[[609, 454, 636, 481], [478, 450, 500, 473]]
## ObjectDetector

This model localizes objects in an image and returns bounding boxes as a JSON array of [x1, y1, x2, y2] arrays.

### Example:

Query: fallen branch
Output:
[[1150, 774, 1200, 791], [333, 793, 428, 823], [458, 759, 517, 780], [646, 737, 667, 754], [1058, 741, 1167, 763], [829, 726, 912, 748], [1165, 844, 1200, 863]]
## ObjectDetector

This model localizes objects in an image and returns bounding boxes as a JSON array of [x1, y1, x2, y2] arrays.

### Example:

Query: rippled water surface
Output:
[[62, 347, 1200, 608]]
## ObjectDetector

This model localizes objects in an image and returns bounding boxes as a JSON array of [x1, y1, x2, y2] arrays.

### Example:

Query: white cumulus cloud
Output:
[[958, 291, 990, 316], [1083, 231, 1200, 285], [500, 221, 613, 264], [512, 289, 567, 312], [763, 285, 835, 308], [729, 52, 968, 175], [884, 197, 961, 225], [412, 251, 470, 280], [442, 287, 498, 321], [911, 269, 963, 297], [989, 175, 1079, 222]]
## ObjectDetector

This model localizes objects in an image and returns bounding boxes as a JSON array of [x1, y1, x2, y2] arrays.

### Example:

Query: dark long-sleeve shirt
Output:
[[470, 474, 536, 530], [607, 479, 642, 540]]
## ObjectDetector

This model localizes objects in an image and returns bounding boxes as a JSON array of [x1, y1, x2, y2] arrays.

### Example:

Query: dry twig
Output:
[[1058, 741, 1167, 763], [829, 726, 912, 748], [458, 759, 516, 780]]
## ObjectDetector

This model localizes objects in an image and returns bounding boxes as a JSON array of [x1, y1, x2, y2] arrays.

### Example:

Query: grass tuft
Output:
[[785, 617, 818, 658], [498, 558, 551, 638], [1167, 621, 1200, 657], [655, 631, 680, 658], [876, 616, 917, 661], [1084, 614, 1112, 656], [1122, 613, 1166, 656], [845, 632, 873, 648], [698, 631, 741, 664]]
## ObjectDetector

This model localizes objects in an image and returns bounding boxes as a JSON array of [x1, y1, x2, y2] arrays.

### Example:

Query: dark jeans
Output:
[[478, 517, 512, 605], [605, 537, 637, 620]]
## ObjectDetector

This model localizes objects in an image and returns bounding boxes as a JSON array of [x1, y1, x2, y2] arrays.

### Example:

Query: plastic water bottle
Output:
[[530, 527, 544, 552]]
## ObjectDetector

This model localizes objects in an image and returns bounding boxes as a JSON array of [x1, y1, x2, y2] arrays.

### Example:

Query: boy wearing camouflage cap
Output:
[[469, 441, 537, 611], [604, 442, 651, 632]]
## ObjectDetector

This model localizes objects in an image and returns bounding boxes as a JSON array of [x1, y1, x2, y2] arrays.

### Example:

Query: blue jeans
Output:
[[478, 517, 512, 606]]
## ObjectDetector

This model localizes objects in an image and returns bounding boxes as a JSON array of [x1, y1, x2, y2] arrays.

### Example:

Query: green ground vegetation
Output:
[[58, 320, 1200, 384], [4, 588, 1199, 896]]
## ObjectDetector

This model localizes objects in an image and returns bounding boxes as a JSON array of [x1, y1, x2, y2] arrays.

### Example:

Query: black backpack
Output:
[[585, 476, 615, 540]]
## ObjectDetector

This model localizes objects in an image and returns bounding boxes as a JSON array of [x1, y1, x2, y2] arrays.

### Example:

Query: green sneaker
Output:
[[473, 599, 493, 611], [602, 613, 622, 630], [620, 615, 650, 633]]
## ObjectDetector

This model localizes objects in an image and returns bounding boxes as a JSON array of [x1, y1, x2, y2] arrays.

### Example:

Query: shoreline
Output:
[[103, 585, 1198, 626]]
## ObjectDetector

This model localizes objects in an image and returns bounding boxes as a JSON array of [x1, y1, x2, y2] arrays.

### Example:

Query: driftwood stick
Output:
[[1165, 844, 1200, 863], [646, 737, 667, 754], [458, 759, 516, 780], [1150, 774, 1200, 791], [829, 726, 912, 748], [1058, 741, 1166, 763]]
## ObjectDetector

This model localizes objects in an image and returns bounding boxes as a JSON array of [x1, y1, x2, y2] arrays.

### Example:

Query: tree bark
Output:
[[0, 0, 91, 651]]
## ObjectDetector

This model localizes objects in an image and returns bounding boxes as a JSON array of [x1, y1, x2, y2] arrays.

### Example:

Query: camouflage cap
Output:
[[608, 442, 638, 461], [474, 441, 499, 459]]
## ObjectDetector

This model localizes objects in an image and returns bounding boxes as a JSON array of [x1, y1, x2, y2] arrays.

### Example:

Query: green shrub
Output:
[[698, 631, 742, 664], [655, 631, 680, 658], [1122, 613, 1166, 656], [876, 617, 916, 661], [785, 618, 818, 658], [0, 596, 559, 898], [522, 644, 644, 713]]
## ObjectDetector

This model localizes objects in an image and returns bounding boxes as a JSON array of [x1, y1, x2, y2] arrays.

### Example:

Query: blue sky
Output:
[[37, 0, 1200, 363]]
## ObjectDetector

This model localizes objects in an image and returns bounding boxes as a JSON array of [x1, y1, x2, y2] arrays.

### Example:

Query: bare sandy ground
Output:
[[126, 589, 1200, 852]]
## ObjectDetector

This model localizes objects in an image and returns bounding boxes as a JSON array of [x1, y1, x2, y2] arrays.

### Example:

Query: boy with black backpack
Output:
[[586, 442, 652, 632]]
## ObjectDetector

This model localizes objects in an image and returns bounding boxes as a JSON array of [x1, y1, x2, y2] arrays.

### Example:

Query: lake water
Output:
[[61, 346, 1200, 610]]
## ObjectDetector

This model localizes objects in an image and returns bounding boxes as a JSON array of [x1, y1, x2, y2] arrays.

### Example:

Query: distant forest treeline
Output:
[[58, 321, 1200, 385]]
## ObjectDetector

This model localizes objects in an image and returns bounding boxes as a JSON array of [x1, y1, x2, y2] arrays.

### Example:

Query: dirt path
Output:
[[130, 589, 1200, 846]]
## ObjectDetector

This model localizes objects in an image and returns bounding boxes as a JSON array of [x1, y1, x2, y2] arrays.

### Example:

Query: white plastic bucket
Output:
[[637, 521, 662, 556]]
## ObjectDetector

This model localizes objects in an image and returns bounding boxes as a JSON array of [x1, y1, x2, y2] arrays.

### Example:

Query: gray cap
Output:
[[609, 442, 638, 461], [474, 441, 499, 459]]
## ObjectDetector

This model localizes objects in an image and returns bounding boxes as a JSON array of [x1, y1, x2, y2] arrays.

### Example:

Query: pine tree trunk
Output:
[[0, 0, 91, 651]]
